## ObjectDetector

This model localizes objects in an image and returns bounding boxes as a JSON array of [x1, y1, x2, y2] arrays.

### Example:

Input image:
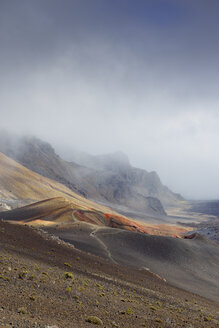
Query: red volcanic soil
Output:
[[0, 198, 190, 238], [104, 213, 190, 237], [73, 211, 149, 233], [105, 213, 149, 233]]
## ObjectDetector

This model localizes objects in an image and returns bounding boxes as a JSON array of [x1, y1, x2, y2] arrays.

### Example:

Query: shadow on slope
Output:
[[0, 198, 154, 234], [47, 223, 219, 303], [0, 220, 218, 327]]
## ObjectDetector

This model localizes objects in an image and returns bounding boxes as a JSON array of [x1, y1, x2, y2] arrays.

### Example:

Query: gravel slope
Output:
[[0, 221, 219, 327]]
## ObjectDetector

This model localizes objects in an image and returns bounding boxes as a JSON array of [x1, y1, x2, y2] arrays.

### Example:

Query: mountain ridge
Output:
[[0, 132, 183, 217], [0, 151, 188, 237]]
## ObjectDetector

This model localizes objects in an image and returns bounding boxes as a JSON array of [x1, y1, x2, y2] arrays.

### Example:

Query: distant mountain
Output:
[[0, 151, 118, 215], [0, 132, 183, 216], [0, 152, 165, 235], [68, 149, 183, 209], [0, 133, 88, 197]]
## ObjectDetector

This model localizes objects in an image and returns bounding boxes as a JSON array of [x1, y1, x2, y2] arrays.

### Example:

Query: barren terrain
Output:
[[0, 220, 218, 327]]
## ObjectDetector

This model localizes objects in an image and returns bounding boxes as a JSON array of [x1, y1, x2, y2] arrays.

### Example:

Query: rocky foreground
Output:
[[0, 221, 218, 328]]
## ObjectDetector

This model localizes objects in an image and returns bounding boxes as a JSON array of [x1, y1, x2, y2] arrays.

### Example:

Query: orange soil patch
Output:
[[2, 196, 191, 238], [105, 213, 149, 233], [140, 222, 192, 237], [104, 214, 191, 237]]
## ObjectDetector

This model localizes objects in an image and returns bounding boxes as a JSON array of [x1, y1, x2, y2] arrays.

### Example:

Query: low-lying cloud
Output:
[[1, 0, 219, 199]]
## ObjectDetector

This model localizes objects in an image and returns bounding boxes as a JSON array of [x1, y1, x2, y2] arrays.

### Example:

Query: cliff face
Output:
[[0, 133, 183, 216], [0, 133, 89, 198], [69, 150, 182, 210]]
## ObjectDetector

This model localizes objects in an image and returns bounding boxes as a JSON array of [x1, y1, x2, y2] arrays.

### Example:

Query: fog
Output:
[[0, 0, 219, 199]]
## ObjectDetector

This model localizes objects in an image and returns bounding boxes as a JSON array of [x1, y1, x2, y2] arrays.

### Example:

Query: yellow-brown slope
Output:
[[0, 152, 190, 237], [0, 197, 149, 233], [0, 152, 118, 214], [0, 153, 152, 233]]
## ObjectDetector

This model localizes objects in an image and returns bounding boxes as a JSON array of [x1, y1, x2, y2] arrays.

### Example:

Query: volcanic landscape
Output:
[[0, 134, 218, 327]]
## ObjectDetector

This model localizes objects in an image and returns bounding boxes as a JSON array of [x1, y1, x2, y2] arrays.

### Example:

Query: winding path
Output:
[[71, 209, 119, 264], [90, 228, 118, 264]]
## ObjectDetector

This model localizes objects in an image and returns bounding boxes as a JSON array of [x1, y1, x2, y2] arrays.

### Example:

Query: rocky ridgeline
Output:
[[0, 132, 182, 216]]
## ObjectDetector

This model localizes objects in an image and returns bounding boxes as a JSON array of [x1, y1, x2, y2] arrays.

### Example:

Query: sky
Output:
[[0, 0, 219, 199]]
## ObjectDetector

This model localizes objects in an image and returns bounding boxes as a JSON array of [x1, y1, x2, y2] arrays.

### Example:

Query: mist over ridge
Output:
[[1, 3, 219, 325], [1, 0, 219, 199]]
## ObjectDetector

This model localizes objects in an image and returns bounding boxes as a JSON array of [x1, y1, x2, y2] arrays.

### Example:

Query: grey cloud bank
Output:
[[0, 0, 219, 199]]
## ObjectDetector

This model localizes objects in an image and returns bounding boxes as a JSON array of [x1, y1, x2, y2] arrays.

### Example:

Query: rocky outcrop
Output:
[[0, 133, 183, 216], [70, 150, 183, 210]]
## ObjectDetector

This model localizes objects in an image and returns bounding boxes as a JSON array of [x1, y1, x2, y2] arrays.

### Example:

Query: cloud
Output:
[[0, 0, 219, 199]]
